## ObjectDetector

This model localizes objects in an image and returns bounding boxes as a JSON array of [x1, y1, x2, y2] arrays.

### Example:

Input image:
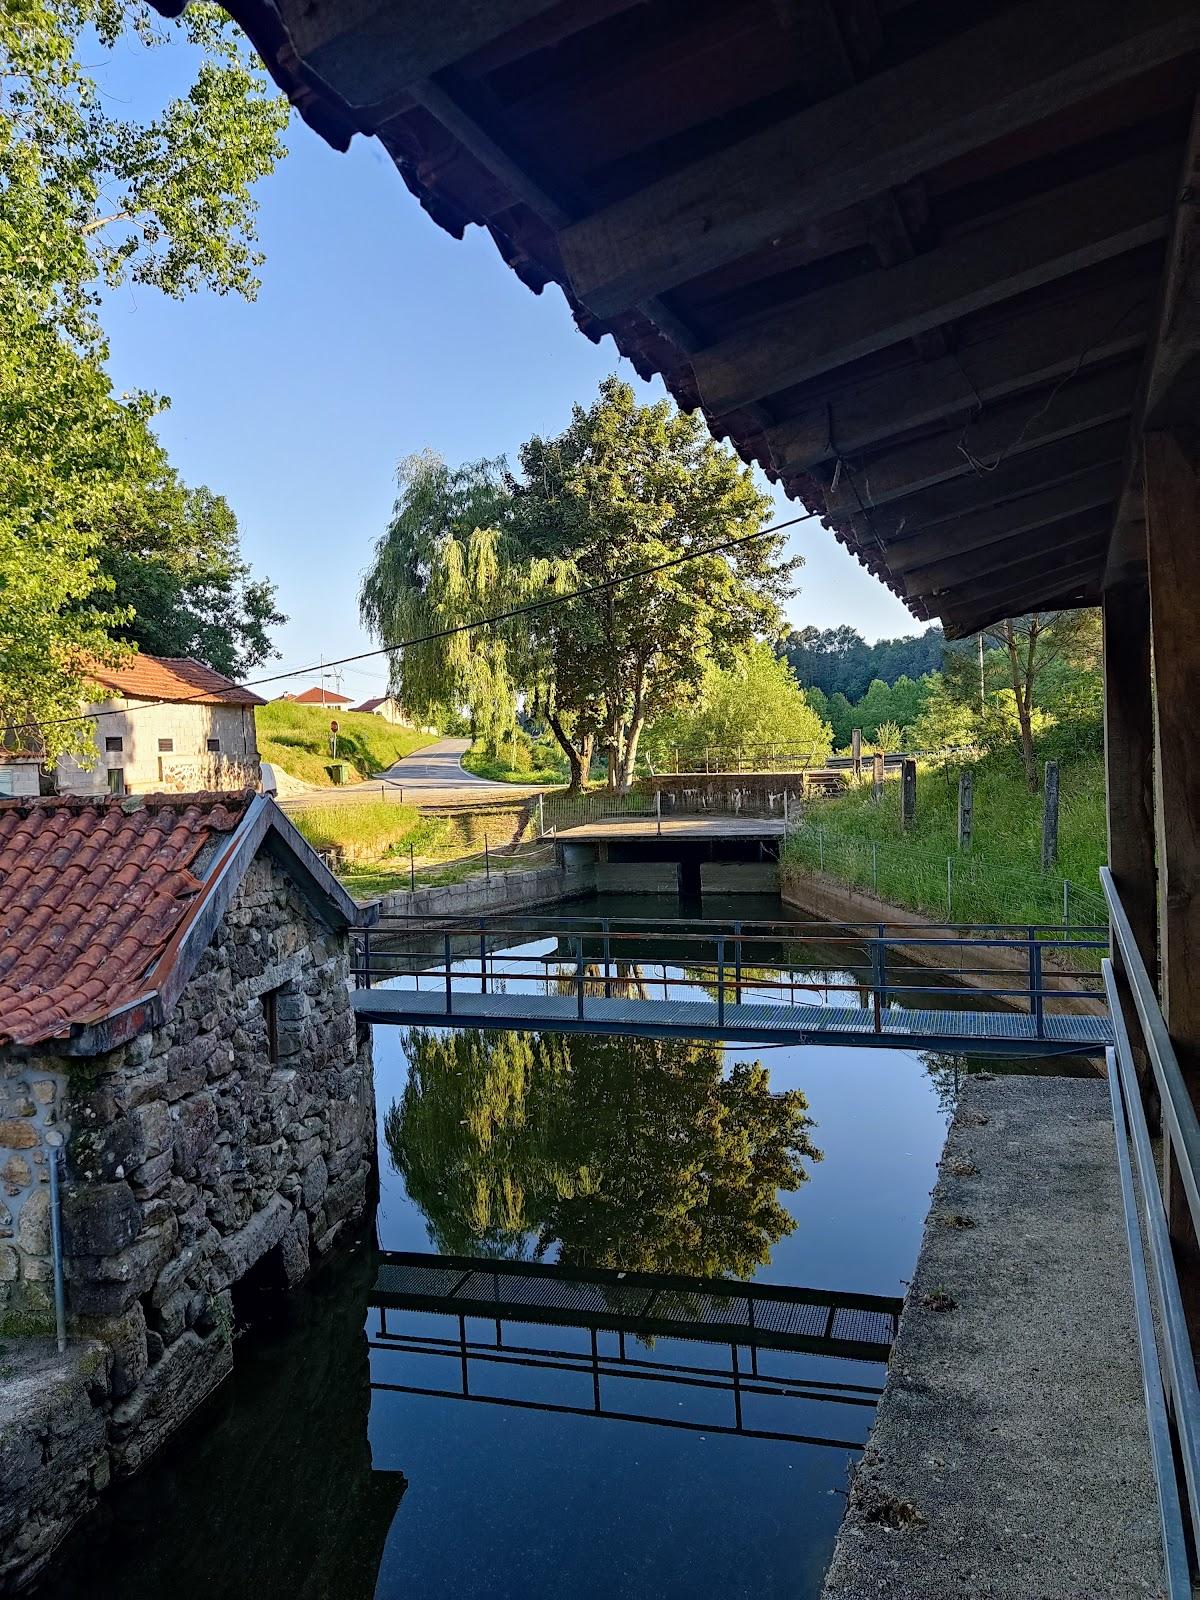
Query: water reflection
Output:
[[385, 1029, 821, 1275]]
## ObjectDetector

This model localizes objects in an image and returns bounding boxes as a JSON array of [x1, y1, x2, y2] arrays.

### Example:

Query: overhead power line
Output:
[[11, 511, 814, 736]]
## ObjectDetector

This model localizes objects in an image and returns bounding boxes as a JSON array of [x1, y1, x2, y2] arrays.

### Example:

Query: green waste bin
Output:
[[326, 761, 351, 785]]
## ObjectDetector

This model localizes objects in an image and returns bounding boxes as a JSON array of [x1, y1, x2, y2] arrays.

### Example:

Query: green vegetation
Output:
[[461, 729, 566, 784], [2, 6, 288, 755], [385, 1029, 819, 1274], [360, 378, 793, 792], [288, 795, 537, 898], [647, 643, 832, 765], [782, 752, 1107, 928], [257, 702, 435, 786]]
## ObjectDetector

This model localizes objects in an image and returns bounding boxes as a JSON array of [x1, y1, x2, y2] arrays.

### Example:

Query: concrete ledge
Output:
[[375, 865, 593, 923], [823, 1077, 1161, 1599]]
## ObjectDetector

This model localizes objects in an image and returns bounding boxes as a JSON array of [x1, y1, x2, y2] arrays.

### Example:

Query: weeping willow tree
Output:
[[359, 451, 520, 747], [384, 1027, 820, 1275]]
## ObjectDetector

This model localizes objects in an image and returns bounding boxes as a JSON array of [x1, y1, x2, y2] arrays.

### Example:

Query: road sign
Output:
[[330, 719, 340, 733]]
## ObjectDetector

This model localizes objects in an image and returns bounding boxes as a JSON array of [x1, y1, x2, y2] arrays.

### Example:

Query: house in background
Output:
[[0, 753, 43, 798], [56, 654, 265, 797], [281, 685, 353, 708], [351, 695, 407, 724]]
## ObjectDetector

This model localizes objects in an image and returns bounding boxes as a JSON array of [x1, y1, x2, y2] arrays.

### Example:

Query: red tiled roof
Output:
[[84, 655, 266, 708], [352, 697, 388, 713], [0, 792, 251, 1047], [289, 686, 353, 706]]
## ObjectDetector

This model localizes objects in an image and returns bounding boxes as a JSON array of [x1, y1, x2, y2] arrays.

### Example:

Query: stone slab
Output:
[[823, 1076, 1163, 1599]]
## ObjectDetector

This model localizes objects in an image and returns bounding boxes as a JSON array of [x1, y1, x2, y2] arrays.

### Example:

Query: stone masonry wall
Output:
[[0, 844, 374, 1518]]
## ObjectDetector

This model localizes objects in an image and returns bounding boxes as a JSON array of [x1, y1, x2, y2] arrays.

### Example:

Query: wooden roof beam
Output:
[[767, 272, 1156, 474], [824, 359, 1138, 514], [882, 464, 1121, 578], [902, 510, 1112, 598], [942, 573, 1102, 638], [693, 149, 1176, 415], [933, 546, 1106, 614], [558, 0, 1200, 318], [853, 421, 1128, 545]]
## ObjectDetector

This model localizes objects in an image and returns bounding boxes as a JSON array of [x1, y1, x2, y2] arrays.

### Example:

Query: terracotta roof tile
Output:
[[287, 686, 353, 706], [84, 654, 265, 708], [0, 791, 252, 1047]]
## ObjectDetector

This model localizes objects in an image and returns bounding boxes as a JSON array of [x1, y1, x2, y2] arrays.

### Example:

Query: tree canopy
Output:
[[646, 642, 833, 764], [0, 3, 287, 756], [780, 623, 952, 702], [385, 1027, 820, 1276], [360, 378, 795, 790]]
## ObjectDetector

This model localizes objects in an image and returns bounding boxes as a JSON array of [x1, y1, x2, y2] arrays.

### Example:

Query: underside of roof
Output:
[[169, 0, 1200, 636]]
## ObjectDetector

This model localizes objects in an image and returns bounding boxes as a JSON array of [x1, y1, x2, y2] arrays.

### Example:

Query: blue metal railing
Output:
[[1102, 867, 1200, 1597], [352, 912, 1106, 1033]]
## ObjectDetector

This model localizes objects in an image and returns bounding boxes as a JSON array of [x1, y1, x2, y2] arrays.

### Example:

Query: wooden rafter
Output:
[[902, 510, 1110, 599], [693, 150, 1175, 416], [558, 0, 1200, 318]]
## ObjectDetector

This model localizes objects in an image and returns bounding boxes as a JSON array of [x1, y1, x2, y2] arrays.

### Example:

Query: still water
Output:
[[43, 894, 1082, 1600]]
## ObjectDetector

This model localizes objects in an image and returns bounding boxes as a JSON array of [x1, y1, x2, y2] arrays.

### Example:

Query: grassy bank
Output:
[[781, 753, 1107, 928], [289, 798, 537, 898], [258, 702, 436, 787]]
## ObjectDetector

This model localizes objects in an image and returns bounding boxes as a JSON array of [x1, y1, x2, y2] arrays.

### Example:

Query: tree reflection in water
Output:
[[384, 1029, 821, 1277]]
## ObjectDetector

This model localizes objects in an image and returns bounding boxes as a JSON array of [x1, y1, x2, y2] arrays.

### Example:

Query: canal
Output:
[[41, 893, 1090, 1600]]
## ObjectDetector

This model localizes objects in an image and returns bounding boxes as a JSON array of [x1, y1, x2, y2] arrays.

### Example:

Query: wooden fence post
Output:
[[872, 752, 884, 801], [852, 727, 862, 780], [958, 769, 973, 851], [1041, 760, 1059, 869], [901, 759, 916, 831]]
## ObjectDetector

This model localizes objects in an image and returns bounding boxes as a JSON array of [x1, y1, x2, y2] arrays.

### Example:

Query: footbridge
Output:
[[368, 1251, 899, 1449], [351, 915, 1111, 1057]]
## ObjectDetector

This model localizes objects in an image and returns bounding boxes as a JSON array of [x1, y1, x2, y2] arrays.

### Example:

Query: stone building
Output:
[[55, 654, 264, 797], [0, 790, 377, 1587]]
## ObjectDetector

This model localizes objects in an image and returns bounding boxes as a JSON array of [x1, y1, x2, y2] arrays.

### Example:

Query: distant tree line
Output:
[[778, 623, 965, 702]]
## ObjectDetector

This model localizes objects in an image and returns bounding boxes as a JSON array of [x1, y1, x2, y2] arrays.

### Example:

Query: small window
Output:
[[157, 738, 174, 754], [206, 738, 221, 753], [262, 987, 280, 1064], [107, 768, 125, 796], [105, 736, 123, 753]]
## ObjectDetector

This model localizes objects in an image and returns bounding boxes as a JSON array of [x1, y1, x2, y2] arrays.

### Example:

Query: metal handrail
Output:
[[1100, 865, 1200, 1595]]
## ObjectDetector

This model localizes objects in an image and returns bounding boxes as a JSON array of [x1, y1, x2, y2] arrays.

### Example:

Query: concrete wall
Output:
[[699, 862, 779, 894], [648, 772, 843, 813], [375, 863, 594, 923], [0, 761, 40, 798], [0, 848, 374, 1588], [593, 862, 680, 894], [56, 701, 261, 796]]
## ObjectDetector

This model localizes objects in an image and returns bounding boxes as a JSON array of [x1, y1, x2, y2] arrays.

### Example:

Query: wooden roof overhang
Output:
[[171, 0, 1200, 636]]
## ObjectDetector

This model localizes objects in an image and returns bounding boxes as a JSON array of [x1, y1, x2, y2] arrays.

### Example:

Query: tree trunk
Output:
[[579, 732, 595, 787], [618, 717, 645, 793], [1002, 619, 1040, 792], [546, 709, 587, 794]]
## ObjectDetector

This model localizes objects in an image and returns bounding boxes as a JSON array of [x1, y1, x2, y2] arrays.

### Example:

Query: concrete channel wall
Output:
[[374, 864, 594, 925], [780, 866, 1105, 1018]]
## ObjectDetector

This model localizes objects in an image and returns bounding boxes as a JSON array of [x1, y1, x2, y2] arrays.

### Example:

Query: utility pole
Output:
[[978, 633, 986, 717]]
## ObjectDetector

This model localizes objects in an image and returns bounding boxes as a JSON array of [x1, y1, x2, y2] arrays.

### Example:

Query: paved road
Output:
[[277, 737, 547, 809]]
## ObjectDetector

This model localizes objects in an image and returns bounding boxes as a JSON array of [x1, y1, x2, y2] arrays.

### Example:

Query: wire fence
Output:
[[782, 819, 1108, 939]]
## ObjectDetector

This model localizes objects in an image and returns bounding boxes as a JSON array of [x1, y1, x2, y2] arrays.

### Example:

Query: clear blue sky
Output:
[[96, 30, 916, 700]]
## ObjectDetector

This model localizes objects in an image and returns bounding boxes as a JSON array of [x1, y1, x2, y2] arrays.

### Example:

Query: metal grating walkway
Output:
[[371, 1251, 901, 1362], [352, 985, 1112, 1056]]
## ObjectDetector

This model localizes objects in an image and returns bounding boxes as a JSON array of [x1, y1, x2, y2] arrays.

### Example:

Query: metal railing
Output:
[[352, 913, 1106, 1037], [1101, 866, 1200, 1597]]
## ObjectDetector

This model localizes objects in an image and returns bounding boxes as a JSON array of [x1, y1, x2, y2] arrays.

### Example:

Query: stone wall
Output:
[[374, 863, 593, 925], [0, 845, 375, 1588]]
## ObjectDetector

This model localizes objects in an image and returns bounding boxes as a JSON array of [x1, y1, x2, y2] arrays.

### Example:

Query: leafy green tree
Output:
[[855, 679, 895, 740], [102, 483, 285, 677], [647, 642, 832, 764], [1, 2, 288, 753], [385, 1028, 820, 1277], [361, 381, 794, 792], [826, 691, 856, 750]]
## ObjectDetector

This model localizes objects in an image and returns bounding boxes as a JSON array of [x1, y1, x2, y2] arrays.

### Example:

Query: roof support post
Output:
[[1145, 428, 1200, 1291]]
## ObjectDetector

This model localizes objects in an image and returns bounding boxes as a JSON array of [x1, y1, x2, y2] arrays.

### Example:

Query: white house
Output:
[[56, 655, 265, 797]]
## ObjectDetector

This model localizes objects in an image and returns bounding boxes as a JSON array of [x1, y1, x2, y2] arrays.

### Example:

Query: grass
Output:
[[257, 701, 436, 787], [289, 798, 538, 898], [461, 739, 565, 785], [780, 751, 1108, 929]]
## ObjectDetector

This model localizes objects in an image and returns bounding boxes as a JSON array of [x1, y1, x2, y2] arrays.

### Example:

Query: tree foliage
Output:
[[646, 642, 832, 763], [780, 622, 953, 701], [0, 2, 287, 753], [361, 379, 795, 791], [385, 1028, 820, 1276]]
